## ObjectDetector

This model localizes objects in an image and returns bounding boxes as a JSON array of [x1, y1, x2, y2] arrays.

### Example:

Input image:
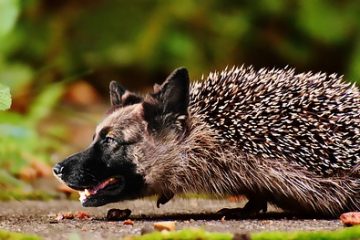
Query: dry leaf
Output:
[[123, 219, 134, 225], [340, 212, 360, 226], [31, 160, 52, 177], [154, 221, 176, 231], [19, 167, 37, 181], [76, 211, 91, 219]]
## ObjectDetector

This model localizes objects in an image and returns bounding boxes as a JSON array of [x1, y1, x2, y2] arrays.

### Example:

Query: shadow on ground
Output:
[[0, 198, 343, 240]]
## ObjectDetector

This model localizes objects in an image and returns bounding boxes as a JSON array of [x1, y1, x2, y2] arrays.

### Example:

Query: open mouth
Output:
[[78, 176, 125, 206]]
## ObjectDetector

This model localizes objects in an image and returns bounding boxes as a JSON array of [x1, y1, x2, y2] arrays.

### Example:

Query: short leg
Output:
[[218, 198, 267, 218]]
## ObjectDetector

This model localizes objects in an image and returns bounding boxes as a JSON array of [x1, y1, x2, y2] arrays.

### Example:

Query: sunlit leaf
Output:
[[0, 84, 11, 110]]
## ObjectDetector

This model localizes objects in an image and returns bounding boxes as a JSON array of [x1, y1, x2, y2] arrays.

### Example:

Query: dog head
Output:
[[53, 68, 190, 207]]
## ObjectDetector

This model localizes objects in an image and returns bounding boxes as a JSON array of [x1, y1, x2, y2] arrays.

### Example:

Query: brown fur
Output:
[[122, 109, 359, 216], [109, 67, 360, 217], [57, 67, 360, 216]]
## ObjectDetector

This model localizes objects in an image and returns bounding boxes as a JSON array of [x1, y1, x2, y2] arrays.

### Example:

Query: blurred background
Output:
[[1, 0, 360, 199]]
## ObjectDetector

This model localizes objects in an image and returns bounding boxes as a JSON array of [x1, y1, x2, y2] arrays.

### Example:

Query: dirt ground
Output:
[[0, 198, 344, 240]]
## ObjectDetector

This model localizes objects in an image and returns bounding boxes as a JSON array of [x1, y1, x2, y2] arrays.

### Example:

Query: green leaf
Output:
[[0, 169, 27, 188], [347, 37, 360, 84], [297, 0, 353, 44], [0, 0, 20, 38], [27, 83, 65, 124], [256, 0, 286, 14], [0, 229, 42, 240], [0, 84, 11, 110], [0, 63, 33, 93]]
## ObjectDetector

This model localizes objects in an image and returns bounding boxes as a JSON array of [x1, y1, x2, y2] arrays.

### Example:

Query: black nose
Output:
[[53, 163, 63, 176]]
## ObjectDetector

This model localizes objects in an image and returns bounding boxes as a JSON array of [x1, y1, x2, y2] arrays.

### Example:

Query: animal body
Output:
[[54, 66, 360, 217]]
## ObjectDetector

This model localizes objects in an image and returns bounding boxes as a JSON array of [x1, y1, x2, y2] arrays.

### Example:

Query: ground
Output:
[[0, 198, 344, 240]]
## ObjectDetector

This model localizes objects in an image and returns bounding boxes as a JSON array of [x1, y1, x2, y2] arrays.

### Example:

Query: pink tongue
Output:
[[89, 178, 118, 194]]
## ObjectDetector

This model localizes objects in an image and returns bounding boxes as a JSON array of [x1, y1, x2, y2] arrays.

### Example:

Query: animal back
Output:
[[189, 66, 360, 176]]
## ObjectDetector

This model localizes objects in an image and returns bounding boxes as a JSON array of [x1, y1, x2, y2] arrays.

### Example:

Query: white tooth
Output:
[[84, 189, 91, 197], [78, 191, 86, 202]]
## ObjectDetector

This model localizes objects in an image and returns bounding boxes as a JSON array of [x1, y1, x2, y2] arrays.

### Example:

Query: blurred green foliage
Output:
[[0, 0, 360, 195], [0, 230, 42, 240], [0, 84, 11, 110], [127, 226, 360, 240], [0, 0, 65, 191], [0, 83, 64, 174], [0, 0, 19, 38], [0, 83, 65, 194], [1, 0, 360, 91]]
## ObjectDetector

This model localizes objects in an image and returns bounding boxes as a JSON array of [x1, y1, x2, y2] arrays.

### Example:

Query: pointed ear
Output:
[[109, 81, 143, 107], [152, 67, 190, 115], [142, 67, 190, 131], [110, 81, 126, 106]]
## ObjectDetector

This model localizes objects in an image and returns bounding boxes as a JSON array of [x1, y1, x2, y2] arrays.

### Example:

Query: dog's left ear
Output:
[[109, 81, 143, 107], [142, 67, 190, 131], [152, 67, 189, 115]]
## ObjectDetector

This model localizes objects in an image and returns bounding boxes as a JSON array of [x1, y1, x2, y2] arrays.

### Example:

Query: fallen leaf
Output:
[[154, 221, 176, 231], [123, 219, 134, 225], [56, 212, 74, 220], [76, 211, 91, 219], [340, 212, 360, 226]]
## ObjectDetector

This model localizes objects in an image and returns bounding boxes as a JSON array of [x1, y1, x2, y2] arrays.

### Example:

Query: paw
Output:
[[217, 199, 267, 218], [156, 193, 174, 208], [217, 207, 247, 219]]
